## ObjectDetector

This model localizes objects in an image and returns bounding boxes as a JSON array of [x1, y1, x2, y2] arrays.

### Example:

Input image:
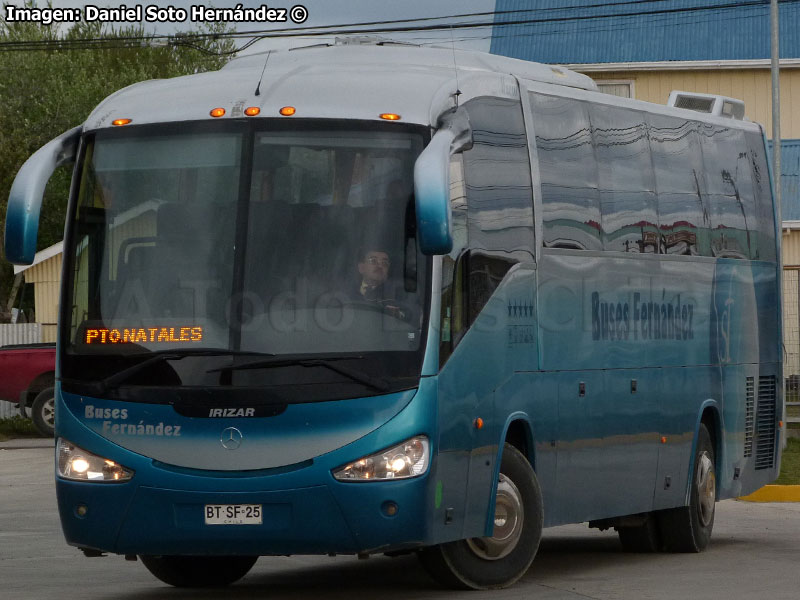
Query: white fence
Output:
[[0, 402, 19, 419], [0, 323, 42, 347]]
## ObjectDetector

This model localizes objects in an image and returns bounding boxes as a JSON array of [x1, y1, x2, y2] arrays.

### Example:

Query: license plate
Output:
[[204, 504, 262, 525]]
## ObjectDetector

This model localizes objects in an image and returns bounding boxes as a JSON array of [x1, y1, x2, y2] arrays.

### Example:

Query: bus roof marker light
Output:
[[279, 106, 296, 116], [244, 106, 260, 116], [112, 118, 132, 126], [210, 108, 226, 118], [380, 113, 401, 121], [474, 418, 484, 429]]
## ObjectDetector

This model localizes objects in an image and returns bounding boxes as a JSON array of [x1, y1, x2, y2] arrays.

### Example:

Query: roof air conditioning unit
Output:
[[667, 91, 745, 120]]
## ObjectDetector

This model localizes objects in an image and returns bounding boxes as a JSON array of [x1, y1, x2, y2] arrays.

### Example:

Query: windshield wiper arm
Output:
[[208, 355, 390, 393], [89, 349, 274, 395]]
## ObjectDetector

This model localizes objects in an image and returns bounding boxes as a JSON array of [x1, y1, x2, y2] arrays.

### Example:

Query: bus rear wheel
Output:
[[658, 423, 716, 552], [418, 443, 543, 589], [139, 555, 258, 587]]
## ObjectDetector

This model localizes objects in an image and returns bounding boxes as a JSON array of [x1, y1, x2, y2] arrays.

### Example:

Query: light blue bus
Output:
[[5, 42, 783, 589]]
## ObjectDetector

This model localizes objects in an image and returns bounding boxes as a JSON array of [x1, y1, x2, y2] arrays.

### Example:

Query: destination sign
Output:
[[84, 326, 203, 344]]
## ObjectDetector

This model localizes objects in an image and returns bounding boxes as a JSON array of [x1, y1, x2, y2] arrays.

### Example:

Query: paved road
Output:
[[2, 447, 799, 600]]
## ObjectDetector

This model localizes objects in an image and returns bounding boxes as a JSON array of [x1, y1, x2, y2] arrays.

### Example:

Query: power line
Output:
[[1, 0, 797, 54], [0, 0, 798, 51], [0, 1, 709, 47]]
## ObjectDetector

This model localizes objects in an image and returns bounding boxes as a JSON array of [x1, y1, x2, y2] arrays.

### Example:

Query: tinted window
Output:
[[439, 155, 469, 366], [529, 93, 601, 250], [647, 114, 710, 256], [440, 97, 533, 366], [463, 97, 534, 259], [744, 131, 777, 262], [591, 104, 658, 253], [698, 123, 754, 258]]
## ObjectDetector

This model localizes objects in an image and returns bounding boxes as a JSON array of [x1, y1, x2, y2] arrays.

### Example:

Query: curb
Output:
[[0, 438, 54, 450], [738, 485, 800, 502]]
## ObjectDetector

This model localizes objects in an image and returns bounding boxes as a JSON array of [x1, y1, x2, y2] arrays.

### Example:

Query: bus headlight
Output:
[[57, 438, 134, 482], [333, 436, 429, 481]]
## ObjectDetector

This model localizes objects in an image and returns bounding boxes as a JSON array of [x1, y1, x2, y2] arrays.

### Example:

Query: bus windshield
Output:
[[62, 121, 429, 402]]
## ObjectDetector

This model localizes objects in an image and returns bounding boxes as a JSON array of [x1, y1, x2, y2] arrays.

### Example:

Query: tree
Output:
[[0, 4, 237, 312]]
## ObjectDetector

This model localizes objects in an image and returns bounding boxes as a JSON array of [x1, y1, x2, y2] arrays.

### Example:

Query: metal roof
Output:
[[12, 241, 62, 275], [491, 0, 800, 64]]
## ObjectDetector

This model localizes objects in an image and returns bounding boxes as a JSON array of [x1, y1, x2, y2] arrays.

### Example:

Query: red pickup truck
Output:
[[0, 344, 56, 436]]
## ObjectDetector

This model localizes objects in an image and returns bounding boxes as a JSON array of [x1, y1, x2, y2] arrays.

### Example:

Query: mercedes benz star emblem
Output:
[[220, 427, 243, 450]]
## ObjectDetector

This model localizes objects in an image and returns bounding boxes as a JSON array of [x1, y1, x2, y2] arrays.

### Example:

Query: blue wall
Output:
[[491, 0, 800, 64], [771, 140, 800, 220]]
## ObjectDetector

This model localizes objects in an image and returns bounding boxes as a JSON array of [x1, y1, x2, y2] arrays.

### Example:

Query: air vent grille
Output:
[[673, 96, 715, 113], [755, 375, 777, 470], [744, 377, 755, 458], [722, 101, 745, 120]]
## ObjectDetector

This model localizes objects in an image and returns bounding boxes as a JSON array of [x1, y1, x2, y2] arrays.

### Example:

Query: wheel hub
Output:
[[466, 473, 524, 560], [696, 451, 715, 527], [42, 398, 55, 428]]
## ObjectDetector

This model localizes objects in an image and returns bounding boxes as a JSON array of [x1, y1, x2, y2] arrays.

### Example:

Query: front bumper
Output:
[[57, 474, 432, 556], [55, 379, 441, 556]]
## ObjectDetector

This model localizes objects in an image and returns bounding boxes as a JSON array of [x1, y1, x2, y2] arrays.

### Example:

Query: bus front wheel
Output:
[[658, 423, 716, 552], [418, 443, 543, 589], [140, 555, 258, 587]]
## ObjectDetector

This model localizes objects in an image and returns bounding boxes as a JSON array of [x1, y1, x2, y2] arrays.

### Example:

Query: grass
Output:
[[775, 437, 800, 485], [0, 415, 40, 442]]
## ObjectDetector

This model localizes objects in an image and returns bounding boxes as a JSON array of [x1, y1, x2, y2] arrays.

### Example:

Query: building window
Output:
[[595, 80, 634, 99]]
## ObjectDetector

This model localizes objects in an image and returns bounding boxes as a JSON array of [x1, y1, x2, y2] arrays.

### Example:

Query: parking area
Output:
[[1, 446, 799, 600]]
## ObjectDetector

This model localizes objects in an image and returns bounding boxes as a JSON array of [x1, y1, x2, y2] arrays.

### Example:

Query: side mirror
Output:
[[5, 126, 81, 265], [414, 108, 472, 255]]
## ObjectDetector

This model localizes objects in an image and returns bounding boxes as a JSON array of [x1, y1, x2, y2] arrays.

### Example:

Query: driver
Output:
[[352, 248, 409, 321]]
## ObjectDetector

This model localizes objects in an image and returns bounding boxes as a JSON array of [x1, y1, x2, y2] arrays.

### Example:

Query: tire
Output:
[[658, 423, 716, 552], [140, 555, 258, 587], [418, 443, 543, 590], [617, 513, 661, 553], [31, 387, 55, 438]]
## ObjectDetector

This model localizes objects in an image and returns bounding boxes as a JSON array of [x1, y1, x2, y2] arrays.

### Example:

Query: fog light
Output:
[[382, 501, 399, 517], [75, 504, 88, 518]]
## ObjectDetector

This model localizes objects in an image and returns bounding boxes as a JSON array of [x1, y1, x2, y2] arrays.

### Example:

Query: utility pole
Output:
[[771, 0, 781, 218], [771, 0, 787, 450]]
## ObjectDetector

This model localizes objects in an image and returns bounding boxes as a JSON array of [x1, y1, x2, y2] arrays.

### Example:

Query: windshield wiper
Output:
[[88, 349, 274, 395], [207, 355, 390, 393]]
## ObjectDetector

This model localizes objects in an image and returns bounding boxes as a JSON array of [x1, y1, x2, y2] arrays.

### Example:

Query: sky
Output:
[[38, 0, 496, 53]]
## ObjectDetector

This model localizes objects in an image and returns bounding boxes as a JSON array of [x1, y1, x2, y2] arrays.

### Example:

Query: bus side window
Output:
[[529, 93, 601, 251], [647, 114, 710, 256], [744, 131, 777, 262], [440, 96, 535, 368], [590, 104, 658, 253], [698, 124, 755, 259], [462, 97, 534, 259], [439, 155, 468, 368], [461, 95, 533, 323]]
